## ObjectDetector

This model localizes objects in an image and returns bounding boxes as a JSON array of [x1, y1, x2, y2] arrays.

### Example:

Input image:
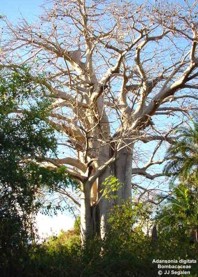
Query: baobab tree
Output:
[[1, 0, 198, 244]]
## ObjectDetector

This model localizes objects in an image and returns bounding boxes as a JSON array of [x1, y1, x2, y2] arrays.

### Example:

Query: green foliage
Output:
[[0, 68, 73, 276], [1, 102, 198, 277], [25, 229, 82, 277], [73, 216, 81, 235], [164, 121, 198, 181], [157, 183, 198, 245], [2, 199, 197, 277], [101, 175, 121, 200], [161, 120, 198, 242]]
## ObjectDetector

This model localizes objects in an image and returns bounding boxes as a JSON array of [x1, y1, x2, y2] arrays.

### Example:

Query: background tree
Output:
[[160, 120, 198, 244], [1, 0, 198, 243], [157, 183, 198, 242], [164, 120, 198, 181], [0, 67, 74, 274]]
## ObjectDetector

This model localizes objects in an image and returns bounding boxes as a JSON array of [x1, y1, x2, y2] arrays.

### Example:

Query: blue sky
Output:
[[1, 0, 43, 21], [1, 0, 195, 22], [1, 0, 196, 237], [1, 0, 76, 237]]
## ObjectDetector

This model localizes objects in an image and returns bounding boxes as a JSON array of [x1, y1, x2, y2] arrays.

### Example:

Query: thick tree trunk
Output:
[[98, 167, 112, 239], [98, 144, 133, 239], [80, 183, 93, 245], [114, 146, 133, 204], [81, 99, 134, 242], [97, 143, 112, 239]]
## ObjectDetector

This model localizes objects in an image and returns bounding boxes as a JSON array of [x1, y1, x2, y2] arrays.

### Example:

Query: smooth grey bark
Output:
[[98, 172, 112, 239], [2, 0, 198, 248], [114, 146, 133, 204], [96, 143, 133, 240], [97, 142, 112, 239], [80, 183, 93, 245]]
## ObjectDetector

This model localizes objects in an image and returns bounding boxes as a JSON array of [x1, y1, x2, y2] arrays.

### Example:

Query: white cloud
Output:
[[36, 212, 75, 240]]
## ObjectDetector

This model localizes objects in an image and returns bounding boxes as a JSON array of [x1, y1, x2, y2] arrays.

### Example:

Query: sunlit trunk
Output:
[[114, 146, 133, 204], [98, 144, 133, 239], [98, 143, 112, 239], [80, 183, 93, 246]]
